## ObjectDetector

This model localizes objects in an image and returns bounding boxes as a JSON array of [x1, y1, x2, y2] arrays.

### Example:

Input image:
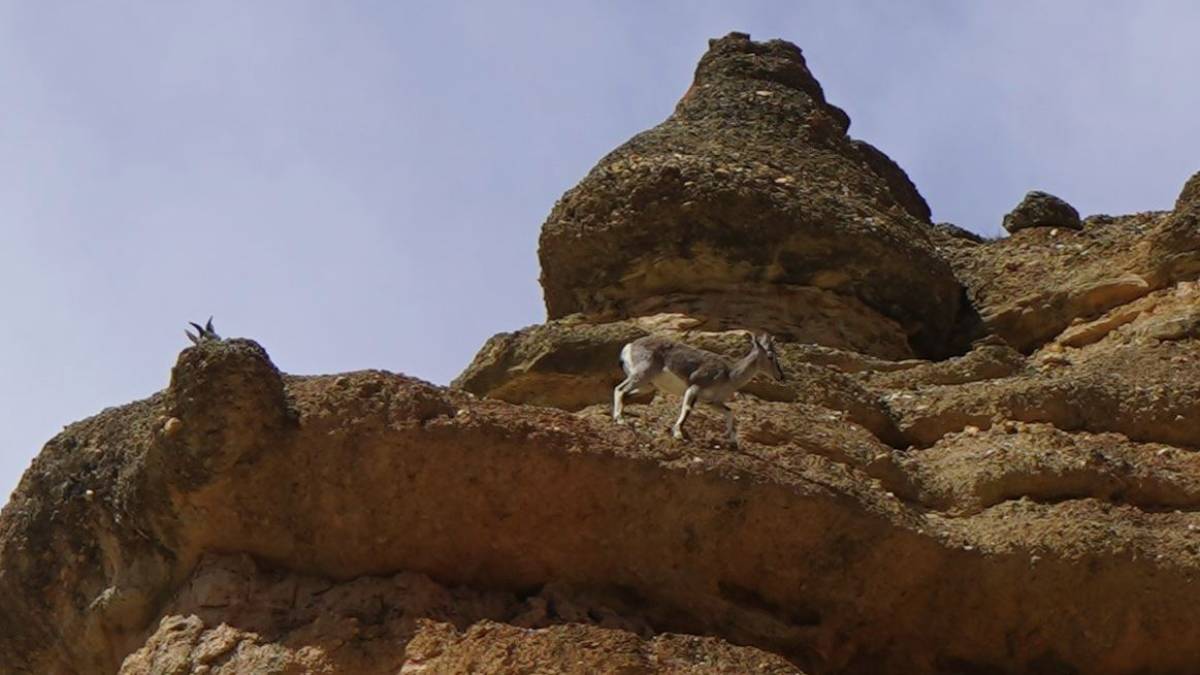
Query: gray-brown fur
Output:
[[185, 317, 221, 345], [613, 332, 785, 447]]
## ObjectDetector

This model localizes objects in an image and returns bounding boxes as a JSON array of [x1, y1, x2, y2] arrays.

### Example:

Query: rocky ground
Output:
[[3, 32, 1200, 675]]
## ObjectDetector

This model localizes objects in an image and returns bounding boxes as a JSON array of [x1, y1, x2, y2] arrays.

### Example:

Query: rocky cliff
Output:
[[4, 32, 1200, 675]]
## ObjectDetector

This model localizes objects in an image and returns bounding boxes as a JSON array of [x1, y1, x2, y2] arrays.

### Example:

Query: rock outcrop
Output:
[[1174, 170, 1200, 211], [4, 32, 1200, 675], [1001, 190, 1082, 233], [944, 185, 1200, 352], [537, 32, 961, 358]]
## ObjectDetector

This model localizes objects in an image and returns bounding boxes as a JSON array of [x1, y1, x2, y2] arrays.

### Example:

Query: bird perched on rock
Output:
[[185, 317, 221, 345]]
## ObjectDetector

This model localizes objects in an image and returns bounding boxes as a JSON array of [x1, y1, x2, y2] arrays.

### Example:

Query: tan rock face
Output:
[[6, 32, 1200, 675], [945, 211, 1166, 351], [119, 554, 800, 675], [878, 285, 1200, 451], [2, 328, 1200, 674], [944, 171, 1200, 353], [537, 32, 961, 357]]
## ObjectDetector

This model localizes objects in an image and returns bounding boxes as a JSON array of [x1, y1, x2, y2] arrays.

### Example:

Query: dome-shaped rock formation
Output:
[[538, 32, 961, 358]]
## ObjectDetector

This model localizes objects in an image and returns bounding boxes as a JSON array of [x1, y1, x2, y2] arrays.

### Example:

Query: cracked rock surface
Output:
[[5, 32, 1200, 675]]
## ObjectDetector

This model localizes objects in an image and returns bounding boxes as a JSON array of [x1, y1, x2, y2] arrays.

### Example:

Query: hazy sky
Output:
[[2, 2, 1198, 502]]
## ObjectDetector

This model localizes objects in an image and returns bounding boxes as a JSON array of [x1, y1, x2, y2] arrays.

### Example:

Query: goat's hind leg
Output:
[[613, 371, 652, 423]]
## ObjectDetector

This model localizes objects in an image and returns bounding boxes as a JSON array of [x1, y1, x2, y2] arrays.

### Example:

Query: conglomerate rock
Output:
[[4, 32, 1200, 675], [537, 32, 961, 358]]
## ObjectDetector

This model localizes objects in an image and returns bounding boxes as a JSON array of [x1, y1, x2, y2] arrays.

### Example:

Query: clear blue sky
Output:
[[2, 2, 1198, 502]]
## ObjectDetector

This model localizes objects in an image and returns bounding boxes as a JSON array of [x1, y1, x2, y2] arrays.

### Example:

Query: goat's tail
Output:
[[618, 343, 633, 375]]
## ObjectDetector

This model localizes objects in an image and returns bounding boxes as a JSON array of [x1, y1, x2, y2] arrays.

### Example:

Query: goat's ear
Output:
[[186, 329, 200, 345]]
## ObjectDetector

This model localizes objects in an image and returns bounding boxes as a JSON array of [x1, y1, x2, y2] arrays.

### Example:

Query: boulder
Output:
[[1002, 190, 1082, 233]]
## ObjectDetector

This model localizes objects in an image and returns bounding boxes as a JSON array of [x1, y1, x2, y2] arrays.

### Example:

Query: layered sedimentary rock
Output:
[[4, 32, 1200, 675], [119, 554, 799, 674], [944, 200, 1200, 352], [9, 317, 1200, 674]]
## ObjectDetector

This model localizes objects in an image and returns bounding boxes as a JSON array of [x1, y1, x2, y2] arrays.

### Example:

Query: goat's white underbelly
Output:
[[650, 370, 690, 396]]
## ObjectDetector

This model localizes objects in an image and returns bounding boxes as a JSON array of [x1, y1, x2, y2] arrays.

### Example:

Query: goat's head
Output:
[[749, 332, 785, 381], [185, 316, 221, 345]]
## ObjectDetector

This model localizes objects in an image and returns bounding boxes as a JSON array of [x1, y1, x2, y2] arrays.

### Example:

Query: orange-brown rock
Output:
[[6, 335, 1200, 674], [6, 32, 1200, 675], [878, 280, 1200, 450]]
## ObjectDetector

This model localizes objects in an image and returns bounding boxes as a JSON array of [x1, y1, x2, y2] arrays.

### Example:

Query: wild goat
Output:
[[612, 333, 785, 447], [185, 317, 221, 344]]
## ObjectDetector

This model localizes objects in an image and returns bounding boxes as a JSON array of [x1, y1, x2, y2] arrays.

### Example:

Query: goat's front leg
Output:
[[673, 385, 699, 440]]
